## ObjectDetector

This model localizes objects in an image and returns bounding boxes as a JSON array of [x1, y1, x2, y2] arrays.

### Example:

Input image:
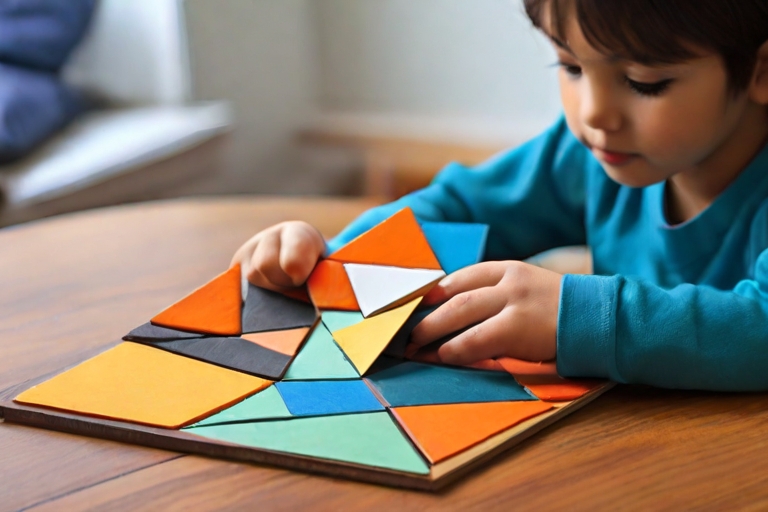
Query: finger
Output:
[[420, 278, 452, 305], [410, 287, 506, 349], [423, 262, 508, 305], [437, 310, 517, 366], [403, 342, 421, 359], [231, 232, 262, 269], [249, 230, 296, 288], [279, 223, 325, 286]]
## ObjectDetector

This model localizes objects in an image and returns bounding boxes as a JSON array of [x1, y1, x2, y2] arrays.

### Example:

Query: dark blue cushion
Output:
[[0, 0, 97, 72], [0, 63, 87, 163]]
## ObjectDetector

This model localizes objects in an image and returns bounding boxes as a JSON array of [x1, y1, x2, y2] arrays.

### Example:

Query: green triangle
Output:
[[283, 323, 359, 380], [185, 385, 292, 428], [321, 310, 364, 333], [189, 411, 430, 474]]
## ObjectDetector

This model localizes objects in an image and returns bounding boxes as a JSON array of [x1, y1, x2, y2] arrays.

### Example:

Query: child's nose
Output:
[[581, 80, 622, 133]]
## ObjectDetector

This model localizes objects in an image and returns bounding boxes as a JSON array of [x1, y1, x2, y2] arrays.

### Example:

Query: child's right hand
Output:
[[231, 221, 326, 290]]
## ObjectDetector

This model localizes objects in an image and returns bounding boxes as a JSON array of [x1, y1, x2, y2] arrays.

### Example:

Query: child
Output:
[[233, 0, 768, 391]]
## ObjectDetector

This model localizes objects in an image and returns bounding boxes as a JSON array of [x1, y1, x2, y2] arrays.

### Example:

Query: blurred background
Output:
[[0, 0, 561, 227]]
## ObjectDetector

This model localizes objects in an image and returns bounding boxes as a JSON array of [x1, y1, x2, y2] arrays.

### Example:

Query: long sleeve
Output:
[[328, 117, 591, 259], [558, 247, 768, 391]]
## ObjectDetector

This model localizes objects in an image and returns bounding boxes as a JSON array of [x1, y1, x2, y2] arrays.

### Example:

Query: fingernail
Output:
[[404, 344, 419, 359]]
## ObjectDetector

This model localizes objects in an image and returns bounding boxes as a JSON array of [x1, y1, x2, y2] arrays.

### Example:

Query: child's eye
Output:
[[624, 77, 674, 97], [558, 63, 582, 78]]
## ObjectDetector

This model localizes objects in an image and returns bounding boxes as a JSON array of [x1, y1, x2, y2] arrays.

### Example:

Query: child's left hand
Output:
[[408, 261, 562, 365]]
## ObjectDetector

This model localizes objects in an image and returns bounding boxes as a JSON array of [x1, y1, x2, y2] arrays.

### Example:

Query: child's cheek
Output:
[[633, 100, 718, 166], [558, 76, 583, 138]]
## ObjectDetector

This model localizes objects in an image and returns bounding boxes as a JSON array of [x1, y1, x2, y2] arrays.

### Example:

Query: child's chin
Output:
[[602, 162, 664, 188]]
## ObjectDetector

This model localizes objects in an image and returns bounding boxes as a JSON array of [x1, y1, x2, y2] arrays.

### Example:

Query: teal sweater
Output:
[[328, 116, 768, 391]]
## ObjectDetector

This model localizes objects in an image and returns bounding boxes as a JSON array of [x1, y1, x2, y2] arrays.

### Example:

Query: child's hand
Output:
[[409, 261, 562, 364], [231, 221, 326, 290]]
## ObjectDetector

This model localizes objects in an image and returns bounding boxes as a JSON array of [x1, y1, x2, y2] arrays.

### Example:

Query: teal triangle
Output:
[[185, 385, 292, 428], [189, 411, 430, 474], [366, 360, 535, 406], [321, 310, 364, 333], [283, 323, 359, 380], [420, 222, 488, 274]]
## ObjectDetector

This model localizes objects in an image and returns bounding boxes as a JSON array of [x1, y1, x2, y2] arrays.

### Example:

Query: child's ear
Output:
[[749, 40, 768, 104]]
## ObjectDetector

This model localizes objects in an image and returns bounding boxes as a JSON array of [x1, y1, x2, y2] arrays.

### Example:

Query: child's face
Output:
[[546, 13, 763, 190]]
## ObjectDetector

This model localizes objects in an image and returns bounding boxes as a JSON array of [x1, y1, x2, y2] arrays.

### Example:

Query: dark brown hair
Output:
[[524, 0, 768, 91]]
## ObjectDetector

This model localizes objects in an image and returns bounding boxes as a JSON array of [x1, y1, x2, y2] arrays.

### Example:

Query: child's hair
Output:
[[524, 0, 768, 92]]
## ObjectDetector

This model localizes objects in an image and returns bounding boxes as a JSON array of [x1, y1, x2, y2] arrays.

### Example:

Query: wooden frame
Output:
[[0, 356, 613, 491]]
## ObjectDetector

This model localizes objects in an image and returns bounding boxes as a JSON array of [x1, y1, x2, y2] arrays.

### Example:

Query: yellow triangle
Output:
[[332, 297, 422, 375]]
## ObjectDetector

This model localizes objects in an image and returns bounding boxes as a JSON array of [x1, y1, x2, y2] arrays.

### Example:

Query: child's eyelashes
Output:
[[552, 60, 674, 97], [624, 77, 674, 97], [552, 61, 582, 78]]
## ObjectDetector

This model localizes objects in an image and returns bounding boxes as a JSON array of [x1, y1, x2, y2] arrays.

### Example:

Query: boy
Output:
[[233, 0, 768, 391]]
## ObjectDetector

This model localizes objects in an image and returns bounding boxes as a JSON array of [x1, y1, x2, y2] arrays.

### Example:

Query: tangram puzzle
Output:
[[2, 207, 610, 490]]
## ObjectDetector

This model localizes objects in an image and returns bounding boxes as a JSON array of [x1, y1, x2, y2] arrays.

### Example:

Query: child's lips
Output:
[[592, 147, 638, 166]]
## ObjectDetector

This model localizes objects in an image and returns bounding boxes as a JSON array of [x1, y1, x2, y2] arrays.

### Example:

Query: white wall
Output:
[[180, 0, 562, 194], [64, 0, 190, 105], [312, 0, 562, 144], [183, 0, 322, 193]]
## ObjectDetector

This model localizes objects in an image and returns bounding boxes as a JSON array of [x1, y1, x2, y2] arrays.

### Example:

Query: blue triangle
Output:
[[365, 360, 535, 406], [420, 222, 488, 274]]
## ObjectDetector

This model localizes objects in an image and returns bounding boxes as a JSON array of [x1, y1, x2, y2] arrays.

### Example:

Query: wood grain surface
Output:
[[2, 197, 768, 511]]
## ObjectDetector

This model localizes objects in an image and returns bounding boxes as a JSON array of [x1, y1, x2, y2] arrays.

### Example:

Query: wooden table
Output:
[[2, 197, 768, 511]]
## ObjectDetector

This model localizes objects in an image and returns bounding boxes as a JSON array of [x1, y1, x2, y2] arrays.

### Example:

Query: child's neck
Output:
[[665, 102, 768, 225]]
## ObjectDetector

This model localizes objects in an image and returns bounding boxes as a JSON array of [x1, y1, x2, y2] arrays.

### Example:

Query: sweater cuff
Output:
[[556, 274, 620, 381]]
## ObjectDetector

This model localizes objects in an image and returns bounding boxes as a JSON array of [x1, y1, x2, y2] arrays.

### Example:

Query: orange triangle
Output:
[[511, 374, 605, 401], [242, 327, 311, 357], [392, 401, 553, 463], [152, 265, 242, 336], [307, 259, 360, 311], [496, 357, 604, 401], [328, 208, 442, 270]]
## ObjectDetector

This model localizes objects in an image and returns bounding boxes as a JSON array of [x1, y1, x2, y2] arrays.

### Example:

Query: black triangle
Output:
[[124, 322, 205, 342], [242, 284, 317, 334], [132, 337, 292, 380]]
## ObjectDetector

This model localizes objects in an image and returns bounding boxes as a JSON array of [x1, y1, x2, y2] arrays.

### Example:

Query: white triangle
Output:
[[344, 263, 445, 317]]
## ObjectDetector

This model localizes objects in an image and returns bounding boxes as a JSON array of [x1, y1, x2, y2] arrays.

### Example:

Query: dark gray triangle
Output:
[[124, 322, 205, 342], [242, 284, 317, 334], [383, 306, 436, 358], [132, 337, 292, 380]]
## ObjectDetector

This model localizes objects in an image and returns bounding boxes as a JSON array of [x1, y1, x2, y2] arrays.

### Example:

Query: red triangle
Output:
[[307, 259, 360, 311], [242, 327, 311, 357], [152, 265, 242, 336], [328, 208, 442, 269], [392, 401, 553, 463]]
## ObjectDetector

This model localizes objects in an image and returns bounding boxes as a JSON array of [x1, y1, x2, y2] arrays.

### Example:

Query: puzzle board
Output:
[[0, 207, 612, 491]]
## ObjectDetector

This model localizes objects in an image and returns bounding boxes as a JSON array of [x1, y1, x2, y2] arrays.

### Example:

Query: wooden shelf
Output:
[[298, 130, 506, 200]]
